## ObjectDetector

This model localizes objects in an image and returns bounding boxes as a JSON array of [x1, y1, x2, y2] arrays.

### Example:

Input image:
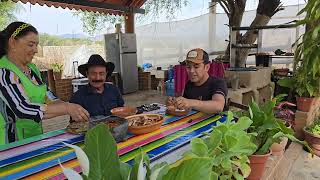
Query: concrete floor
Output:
[[123, 90, 166, 107], [263, 143, 320, 180]]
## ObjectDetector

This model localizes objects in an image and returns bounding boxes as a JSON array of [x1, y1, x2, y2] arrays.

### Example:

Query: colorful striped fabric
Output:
[[0, 112, 226, 180]]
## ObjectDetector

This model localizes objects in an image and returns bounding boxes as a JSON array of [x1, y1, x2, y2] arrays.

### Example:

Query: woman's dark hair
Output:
[[0, 21, 38, 58]]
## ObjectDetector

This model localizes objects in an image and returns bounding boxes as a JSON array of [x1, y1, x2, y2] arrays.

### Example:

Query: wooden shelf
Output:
[[231, 44, 258, 49]]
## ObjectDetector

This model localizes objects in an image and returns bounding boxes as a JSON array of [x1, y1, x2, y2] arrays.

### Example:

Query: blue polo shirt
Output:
[[69, 83, 124, 117]]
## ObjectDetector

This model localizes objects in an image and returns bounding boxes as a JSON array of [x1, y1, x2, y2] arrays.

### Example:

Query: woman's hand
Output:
[[66, 103, 89, 122]]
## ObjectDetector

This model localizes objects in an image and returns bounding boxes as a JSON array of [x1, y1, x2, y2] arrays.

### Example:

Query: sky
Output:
[[15, 0, 304, 36]]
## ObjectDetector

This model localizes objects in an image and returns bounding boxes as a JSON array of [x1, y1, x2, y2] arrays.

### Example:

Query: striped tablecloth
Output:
[[0, 111, 226, 180]]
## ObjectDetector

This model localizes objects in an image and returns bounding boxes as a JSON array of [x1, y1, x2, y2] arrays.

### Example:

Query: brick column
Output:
[[54, 78, 73, 101]]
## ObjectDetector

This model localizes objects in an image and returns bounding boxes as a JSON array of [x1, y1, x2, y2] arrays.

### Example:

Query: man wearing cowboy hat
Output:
[[70, 54, 124, 117]]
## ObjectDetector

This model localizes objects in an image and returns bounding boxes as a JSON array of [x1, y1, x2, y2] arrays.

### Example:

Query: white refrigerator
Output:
[[104, 33, 138, 94]]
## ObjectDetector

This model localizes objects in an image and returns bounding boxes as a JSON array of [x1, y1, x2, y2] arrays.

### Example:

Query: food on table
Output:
[[105, 120, 119, 128], [166, 105, 190, 116], [128, 115, 162, 126], [67, 116, 127, 137], [125, 114, 165, 135], [136, 104, 161, 113], [66, 121, 89, 134]]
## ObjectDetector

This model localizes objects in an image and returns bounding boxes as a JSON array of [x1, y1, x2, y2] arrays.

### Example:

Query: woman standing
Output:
[[0, 22, 89, 144]]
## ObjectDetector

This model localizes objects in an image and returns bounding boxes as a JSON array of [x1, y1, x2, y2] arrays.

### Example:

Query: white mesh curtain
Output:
[[135, 4, 305, 68]]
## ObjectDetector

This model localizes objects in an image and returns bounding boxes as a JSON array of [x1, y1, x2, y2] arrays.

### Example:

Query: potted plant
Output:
[[278, 0, 320, 112], [278, 69, 318, 112], [304, 118, 320, 157], [274, 100, 296, 128], [51, 63, 63, 80], [183, 111, 257, 179], [247, 98, 311, 180], [274, 68, 289, 76]]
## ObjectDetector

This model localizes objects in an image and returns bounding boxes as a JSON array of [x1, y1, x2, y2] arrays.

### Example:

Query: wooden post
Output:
[[125, 13, 135, 33], [208, 1, 216, 52], [47, 69, 56, 94]]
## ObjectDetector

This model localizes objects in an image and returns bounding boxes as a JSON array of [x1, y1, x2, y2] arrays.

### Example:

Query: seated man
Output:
[[168, 48, 227, 114], [70, 54, 124, 117]]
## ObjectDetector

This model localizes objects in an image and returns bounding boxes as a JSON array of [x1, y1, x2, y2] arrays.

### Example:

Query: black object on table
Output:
[[90, 115, 128, 142], [136, 104, 161, 114]]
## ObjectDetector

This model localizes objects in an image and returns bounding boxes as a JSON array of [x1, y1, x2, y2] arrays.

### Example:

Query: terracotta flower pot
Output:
[[247, 150, 272, 180], [294, 118, 307, 140], [270, 137, 288, 156], [274, 68, 289, 76], [303, 127, 320, 157], [296, 96, 314, 112]]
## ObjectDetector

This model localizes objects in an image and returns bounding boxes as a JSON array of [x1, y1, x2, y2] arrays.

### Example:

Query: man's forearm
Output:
[[189, 99, 224, 114]]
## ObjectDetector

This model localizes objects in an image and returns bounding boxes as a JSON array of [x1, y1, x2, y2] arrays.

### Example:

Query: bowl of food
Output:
[[66, 121, 89, 134], [67, 116, 128, 142], [111, 106, 137, 118], [125, 114, 165, 135], [166, 106, 190, 116], [90, 116, 128, 142]]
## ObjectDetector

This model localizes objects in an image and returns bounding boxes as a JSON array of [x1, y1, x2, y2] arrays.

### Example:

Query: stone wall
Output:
[[226, 67, 274, 105]]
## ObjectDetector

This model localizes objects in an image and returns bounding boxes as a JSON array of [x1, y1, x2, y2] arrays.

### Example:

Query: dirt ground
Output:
[[123, 90, 166, 107]]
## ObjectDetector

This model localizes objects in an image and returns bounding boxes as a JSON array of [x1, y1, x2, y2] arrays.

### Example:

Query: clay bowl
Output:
[[111, 106, 137, 118], [166, 106, 190, 116], [125, 114, 165, 135]]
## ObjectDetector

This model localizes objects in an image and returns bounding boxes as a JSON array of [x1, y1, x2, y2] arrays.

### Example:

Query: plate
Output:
[[166, 106, 190, 116], [111, 106, 137, 118]]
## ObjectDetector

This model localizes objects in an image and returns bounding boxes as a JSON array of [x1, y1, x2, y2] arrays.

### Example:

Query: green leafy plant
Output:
[[306, 119, 320, 136], [137, 65, 143, 72], [51, 63, 63, 72], [248, 98, 312, 155], [183, 111, 257, 180], [278, 0, 320, 98], [278, 68, 319, 97], [61, 123, 218, 180]]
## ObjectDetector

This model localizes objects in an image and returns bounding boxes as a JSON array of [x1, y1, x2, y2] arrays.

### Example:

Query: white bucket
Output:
[[72, 78, 89, 92]]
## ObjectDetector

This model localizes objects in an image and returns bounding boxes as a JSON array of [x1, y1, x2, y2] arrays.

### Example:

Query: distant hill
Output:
[[58, 34, 104, 41], [58, 33, 88, 39]]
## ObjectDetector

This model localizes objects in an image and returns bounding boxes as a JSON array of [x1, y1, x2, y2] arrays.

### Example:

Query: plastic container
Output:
[[72, 78, 89, 93], [166, 79, 175, 97], [168, 65, 174, 80]]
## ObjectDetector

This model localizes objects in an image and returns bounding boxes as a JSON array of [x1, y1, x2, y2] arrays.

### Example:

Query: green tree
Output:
[[39, 33, 101, 46], [73, 11, 124, 36], [216, 0, 283, 67], [0, 1, 22, 29], [73, 0, 189, 35]]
